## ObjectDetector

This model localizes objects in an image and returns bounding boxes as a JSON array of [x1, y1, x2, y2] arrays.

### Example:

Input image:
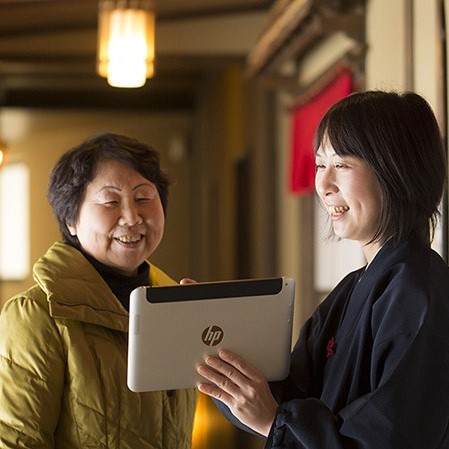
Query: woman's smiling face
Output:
[[67, 159, 165, 276], [315, 140, 382, 260]]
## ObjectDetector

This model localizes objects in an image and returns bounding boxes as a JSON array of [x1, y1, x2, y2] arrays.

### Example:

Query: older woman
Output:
[[0, 133, 196, 448]]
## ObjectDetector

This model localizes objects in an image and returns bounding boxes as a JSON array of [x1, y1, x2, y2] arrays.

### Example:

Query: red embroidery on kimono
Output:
[[326, 337, 336, 358]]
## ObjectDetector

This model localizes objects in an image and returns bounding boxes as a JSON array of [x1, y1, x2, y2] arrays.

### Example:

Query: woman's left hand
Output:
[[196, 349, 279, 437]]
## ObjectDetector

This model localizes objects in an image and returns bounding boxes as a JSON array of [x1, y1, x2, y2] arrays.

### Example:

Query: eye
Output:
[[103, 200, 119, 207], [335, 163, 349, 169], [136, 192, 157, 202], [136, 188, 158, 202], [315, 157, 326, 170]]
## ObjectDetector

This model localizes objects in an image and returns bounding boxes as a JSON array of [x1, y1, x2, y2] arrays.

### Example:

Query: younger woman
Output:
[[197, 91, 449, 449]]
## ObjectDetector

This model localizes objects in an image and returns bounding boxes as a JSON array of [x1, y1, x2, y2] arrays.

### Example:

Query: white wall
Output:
[[365, 0, 407, 90]]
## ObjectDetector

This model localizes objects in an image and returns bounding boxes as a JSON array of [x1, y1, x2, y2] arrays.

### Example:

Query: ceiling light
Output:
[[0, 141, 6, 168], [97, 0, 155, 88]]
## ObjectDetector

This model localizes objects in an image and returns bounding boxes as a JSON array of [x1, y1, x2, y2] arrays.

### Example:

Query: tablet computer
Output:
[[127, 277, 295, 392]]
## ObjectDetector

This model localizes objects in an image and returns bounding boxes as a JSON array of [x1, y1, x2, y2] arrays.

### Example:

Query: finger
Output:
[[218, 349, 264, 381], [179, 278, 197, 284], [197, 362, 241, 396], [197, 381, 230, 402], [204, 354, 248, 385], [196, 362, 220, 382]]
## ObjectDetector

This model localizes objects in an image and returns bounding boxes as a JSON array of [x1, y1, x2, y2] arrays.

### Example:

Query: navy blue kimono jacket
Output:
[[220, 240, 449, 448]]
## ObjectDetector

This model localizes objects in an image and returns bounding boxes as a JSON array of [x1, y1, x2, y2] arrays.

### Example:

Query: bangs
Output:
[[314, 106, 361, 159]]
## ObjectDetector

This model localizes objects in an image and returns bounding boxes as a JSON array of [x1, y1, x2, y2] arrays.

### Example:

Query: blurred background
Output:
[[0, 0, 447, 448]]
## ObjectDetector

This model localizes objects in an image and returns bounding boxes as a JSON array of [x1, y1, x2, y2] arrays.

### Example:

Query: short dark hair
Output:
[[47, 132, 170, 246], [314, 90, 447, 245]]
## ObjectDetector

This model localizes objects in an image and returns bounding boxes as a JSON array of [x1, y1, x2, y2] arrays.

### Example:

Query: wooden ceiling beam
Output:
[[246, 0, 365, 82]]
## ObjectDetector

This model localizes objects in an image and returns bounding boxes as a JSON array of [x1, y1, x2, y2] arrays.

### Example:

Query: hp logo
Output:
[[202, 325, 224, 346]]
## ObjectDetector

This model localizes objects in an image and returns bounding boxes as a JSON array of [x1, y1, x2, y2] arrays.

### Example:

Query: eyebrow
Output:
[[99, 182, 155, 192]]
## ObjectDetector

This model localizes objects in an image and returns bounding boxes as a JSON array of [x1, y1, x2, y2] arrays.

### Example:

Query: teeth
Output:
[[329, 205, 349, 215], [117, 235, 141, 243]]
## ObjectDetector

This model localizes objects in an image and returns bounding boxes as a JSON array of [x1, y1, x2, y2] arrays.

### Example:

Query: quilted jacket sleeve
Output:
[[0, 293, 65, 448]]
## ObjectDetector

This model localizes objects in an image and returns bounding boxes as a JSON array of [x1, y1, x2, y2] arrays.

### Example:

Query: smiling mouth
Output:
[[329, 205, 350, 215], [115, 234, 143, 243]]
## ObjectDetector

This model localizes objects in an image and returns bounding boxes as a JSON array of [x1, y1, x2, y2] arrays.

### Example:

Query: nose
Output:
[[315, 167, 338, 197], [118, 201, 143, 227]]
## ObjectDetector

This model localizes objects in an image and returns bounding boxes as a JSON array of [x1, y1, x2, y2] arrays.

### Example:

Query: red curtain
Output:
[[289, 70, 352, 194]]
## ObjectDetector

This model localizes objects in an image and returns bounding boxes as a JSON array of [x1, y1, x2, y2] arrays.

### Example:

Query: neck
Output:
[[362, 241, 382, 264]]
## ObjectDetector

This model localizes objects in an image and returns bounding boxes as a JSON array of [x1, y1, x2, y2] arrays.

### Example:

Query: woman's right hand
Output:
[[196, 349, 278, 437]]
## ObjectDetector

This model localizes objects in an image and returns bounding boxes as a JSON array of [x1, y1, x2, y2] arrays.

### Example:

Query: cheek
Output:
[[153, 212, 165, 235], [356, 180, 381, 218], [76, 209, 115, 238], [147, 202, 165, 226]]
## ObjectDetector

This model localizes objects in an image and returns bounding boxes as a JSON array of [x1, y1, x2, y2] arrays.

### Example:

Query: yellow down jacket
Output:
[[0, 242, 197, 449]]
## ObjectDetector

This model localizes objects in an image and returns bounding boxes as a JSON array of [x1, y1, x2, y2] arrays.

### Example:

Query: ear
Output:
[[66, 222, 77, 236]]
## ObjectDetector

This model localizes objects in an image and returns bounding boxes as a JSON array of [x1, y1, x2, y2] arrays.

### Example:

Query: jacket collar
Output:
[[33, 241, 175, 332]]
